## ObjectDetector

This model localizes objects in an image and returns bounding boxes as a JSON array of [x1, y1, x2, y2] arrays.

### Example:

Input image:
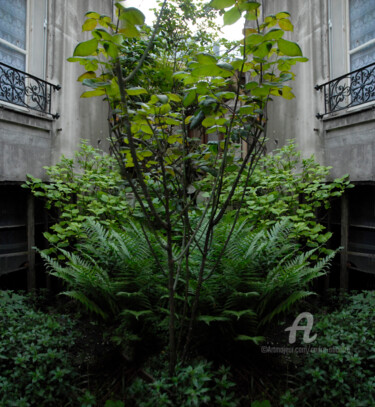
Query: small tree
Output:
[[68, 0, 308, 374]]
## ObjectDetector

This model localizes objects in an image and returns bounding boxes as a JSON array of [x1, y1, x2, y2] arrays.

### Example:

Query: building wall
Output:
[[261, 0, 375, 183], [48, 0, 112, 165], [0, 0, 114, 285], [0, 109, 52, 181], [260, 0, 329, 164], [258, 0, 375, 287], [0, 0, 112, 183]]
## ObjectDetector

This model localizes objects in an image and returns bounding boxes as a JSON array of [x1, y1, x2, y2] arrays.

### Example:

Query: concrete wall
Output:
[[0, 0, 113, 182], [260, 0, 329, 164], [0, 108, 52, 181], [324, 107, 375, 181], [47, 0, 113, 164], [259, 0, 375, 183]]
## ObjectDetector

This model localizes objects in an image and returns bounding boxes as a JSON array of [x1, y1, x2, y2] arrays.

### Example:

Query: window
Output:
[[320, 0, 375, 115], [0, 0, 54, 114], [0, 0, 27, 72], [349, 0, 375, 71]]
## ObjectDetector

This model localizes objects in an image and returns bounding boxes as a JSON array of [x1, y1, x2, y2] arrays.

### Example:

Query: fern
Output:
[[189, 219, 337, 349]]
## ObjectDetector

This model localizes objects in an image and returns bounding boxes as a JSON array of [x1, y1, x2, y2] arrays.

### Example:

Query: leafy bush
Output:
[[285, 291, 375, 407], [125, 360, 240, 407], [213, 141, 352, 254], [0, 291, 79, 407], [24, 141, 131, 254]]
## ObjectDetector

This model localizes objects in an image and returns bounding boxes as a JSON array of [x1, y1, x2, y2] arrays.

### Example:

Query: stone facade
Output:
[[255, 0, 375, 288], [0, 0, 113, 287]]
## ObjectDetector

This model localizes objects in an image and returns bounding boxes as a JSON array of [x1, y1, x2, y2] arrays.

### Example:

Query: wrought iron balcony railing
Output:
[[315, 61, 375, 119], [0, 62, 60, 118]]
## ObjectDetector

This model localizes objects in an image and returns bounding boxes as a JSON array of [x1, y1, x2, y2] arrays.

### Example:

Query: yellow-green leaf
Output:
[[85, 11, 100, 19], [183, 89, 196, 107], [224, 6, 241, 25], [126, 87, 147, 96], [92, 29, 113, 41], [73, 39, 98, 57], [276, 11, 291, 19], [282, 86, 295, 100], [239, 1, 260, 11], [82, 18, 97, 31], [264, 29, 284, 41], [278, 18, 293, 31], [196, 53, 217, 65], [277, 39, 302, 56], [81, 89, 106, 98], [168, 93, 182, 103], [119, 7, 145, 26], [103, 42, 118, 59], [202, 117, 216, 127], [77, 71, 97, 82], [209, 0, 235, 9], [119, 22, 140, 38]]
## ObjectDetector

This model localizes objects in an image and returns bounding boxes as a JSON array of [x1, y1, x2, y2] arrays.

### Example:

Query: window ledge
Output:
[[0, 101, 54, 122], [322, 100, 375, 122]]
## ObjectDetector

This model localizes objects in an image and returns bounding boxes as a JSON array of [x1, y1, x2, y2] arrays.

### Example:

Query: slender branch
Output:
[[123, 0, 167, 84]]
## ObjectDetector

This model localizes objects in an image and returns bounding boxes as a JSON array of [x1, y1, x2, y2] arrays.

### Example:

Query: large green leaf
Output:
[[119, 7, 145, 26], [92, 28, 113, 41], [217, 62, 234, 71], [224, 6, 241, 25], [277, 38, 303, 56], [183, 89, 197, 107], [239, 1, 260, 11], [253, 42, 272, 59], [246, 33, 264, 45], [81, 89, 106, 98], [77, 71, 97, 82], [119, 22, 140, 38], [82, 18, 97, 31], [103, 42, 118, 58], [82, 78, 109, 89], [73, 39, 98, 57], [196, 53, 217, 65], [263, 29, 284, 41], [192, 64, 232, 78], [125, 87, 147, 96], [209, 0, 235, 9]]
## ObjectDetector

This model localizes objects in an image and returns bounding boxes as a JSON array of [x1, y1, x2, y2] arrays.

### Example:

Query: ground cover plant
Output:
[[280, 291, 375, 407], [0, 291, 79, 406]]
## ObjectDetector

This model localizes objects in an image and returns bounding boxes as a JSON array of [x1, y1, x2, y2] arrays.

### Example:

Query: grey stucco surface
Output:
[[0, 108, 52, 181], [0, 0, 113, 183], [258, 0, 375, 182]]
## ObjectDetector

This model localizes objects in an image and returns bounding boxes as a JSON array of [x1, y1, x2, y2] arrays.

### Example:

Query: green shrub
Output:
[[23, 141, 131, 255], [209, 141, 352, 255], [285, 291, 375, 407], [0, 291, 79, 407], [125, 360, 240, 407]]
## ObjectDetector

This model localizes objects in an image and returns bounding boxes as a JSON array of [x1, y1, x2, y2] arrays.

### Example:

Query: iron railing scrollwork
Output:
[[0, 62, 60, 118], [315, 61, 375, 119]]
